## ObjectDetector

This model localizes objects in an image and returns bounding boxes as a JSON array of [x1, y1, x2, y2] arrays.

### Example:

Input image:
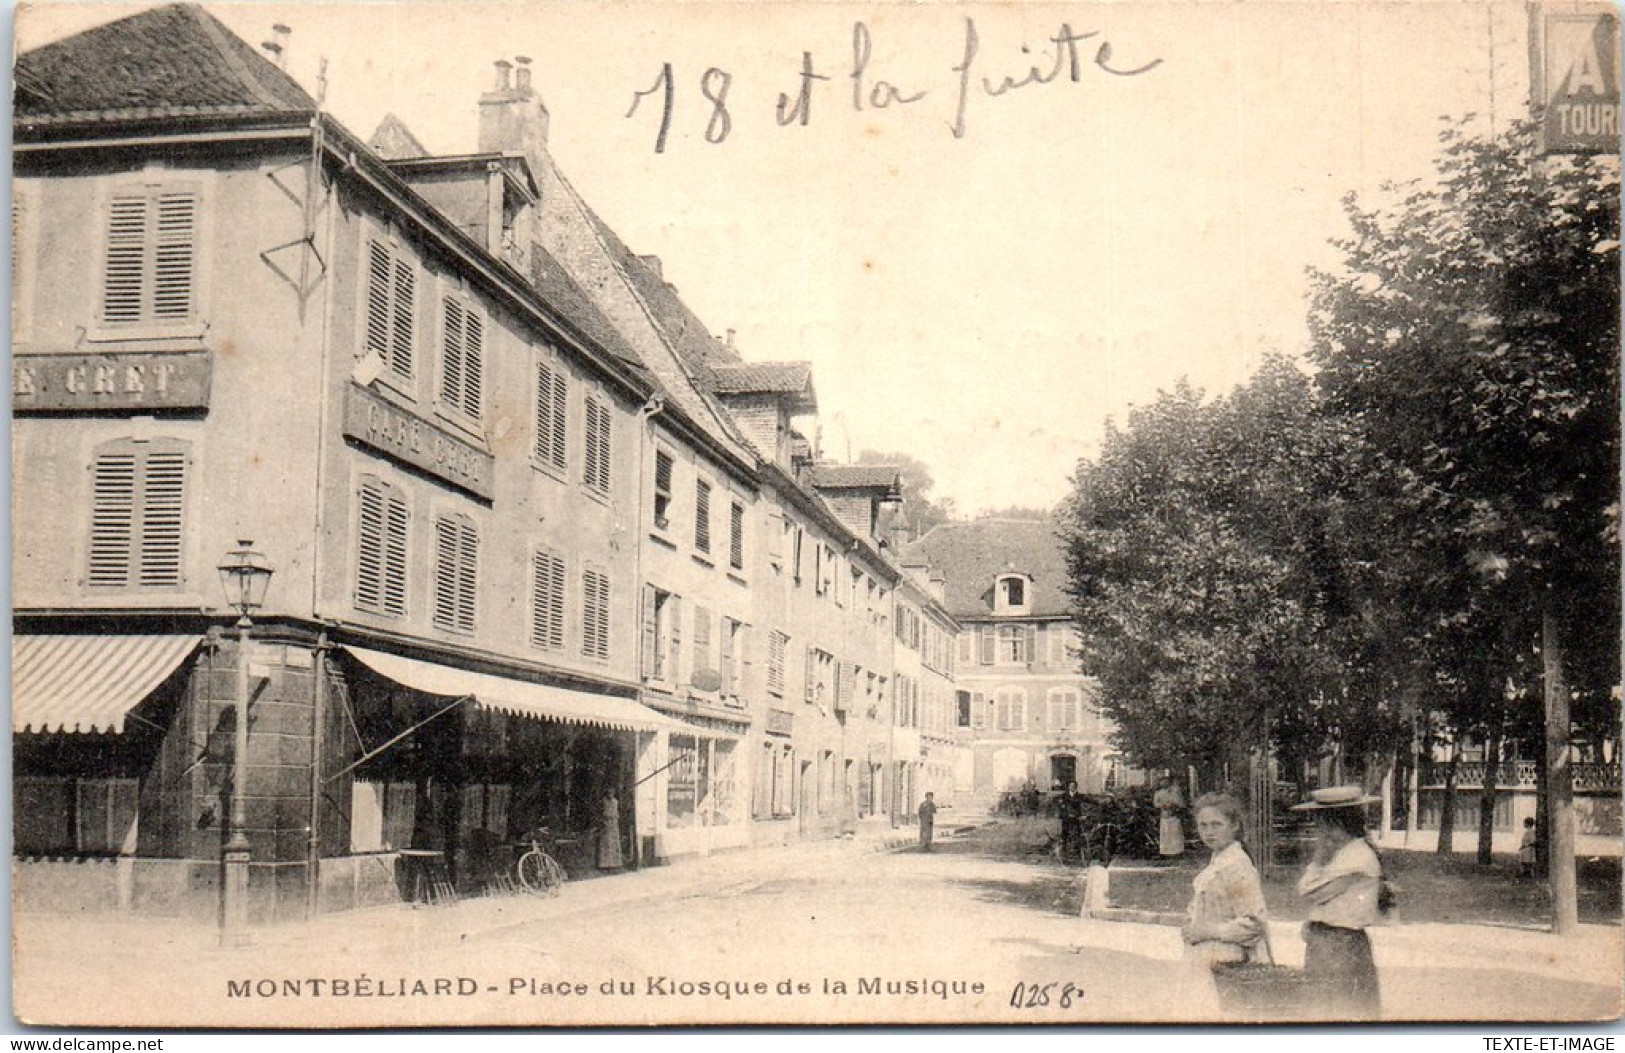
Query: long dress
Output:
[[1155, 785, 1185, 857], [597, 794, 624, 870], [1297, 836, 1382, 1019], [1183, 841, 1267, 1019]]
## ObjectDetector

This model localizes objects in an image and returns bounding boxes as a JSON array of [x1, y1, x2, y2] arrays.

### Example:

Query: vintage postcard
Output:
[[9, 0, 1622, 1030]]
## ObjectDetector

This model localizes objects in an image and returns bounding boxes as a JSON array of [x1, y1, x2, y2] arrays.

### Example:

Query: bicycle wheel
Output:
[[517, 849, 567, 896]]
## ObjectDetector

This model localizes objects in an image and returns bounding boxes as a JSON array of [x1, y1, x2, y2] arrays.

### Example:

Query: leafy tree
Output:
[[1307, 117, 1620, 882]]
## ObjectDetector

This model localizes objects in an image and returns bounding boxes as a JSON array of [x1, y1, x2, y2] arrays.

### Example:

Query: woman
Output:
[[1154, 776, 1186, 859], [597, 790, 624, 871], [1291, 786, 1385, 1020], [1181, 792, 1267, 1015]]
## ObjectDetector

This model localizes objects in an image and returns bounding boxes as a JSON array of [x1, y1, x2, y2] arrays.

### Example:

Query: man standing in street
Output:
[[918, 792, 938, 851], [1058, 782, 1085, 864]]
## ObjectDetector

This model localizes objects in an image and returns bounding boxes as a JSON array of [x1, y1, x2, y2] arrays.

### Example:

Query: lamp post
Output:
[[217, 539, 274, 946]]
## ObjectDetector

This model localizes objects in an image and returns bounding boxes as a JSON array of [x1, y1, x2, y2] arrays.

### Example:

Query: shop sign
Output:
[[344, 383, 494, 499], [765, 708, 794, 737], [1538, 9, 1620, 154], [13, 351, 212, 412]]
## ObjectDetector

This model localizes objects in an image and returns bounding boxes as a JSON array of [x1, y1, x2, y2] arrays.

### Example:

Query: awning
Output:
[[343, 645, 690, 734], [13, 634, 202, 734]]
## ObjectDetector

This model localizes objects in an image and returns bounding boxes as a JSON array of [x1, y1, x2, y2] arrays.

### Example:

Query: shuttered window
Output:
[[582, 395, 612, 495], [694, 479, 712, 553], [767, 630, 788, 696], [653, 450, 674, 528], [729, 502, 745, 570], [534, 359, 569, 472], [102, 190, 197, 325], [529, 549, 566, 651], [88, 439, 188, 589], [440, 296, 484, 421], [432, 513, 479, 633], [365, 239, 416, 382], [355, 478, 409, 616], [582, 568, 611, 661], [692, 605, 712, 674]]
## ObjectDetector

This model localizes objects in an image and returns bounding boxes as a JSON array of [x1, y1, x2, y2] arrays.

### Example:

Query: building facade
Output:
[[11, 5, 961, 921], [903, 519, 1128, 804]]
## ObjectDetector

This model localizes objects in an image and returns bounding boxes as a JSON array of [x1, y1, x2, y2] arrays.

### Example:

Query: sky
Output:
[[13, 0, 1537, 515]]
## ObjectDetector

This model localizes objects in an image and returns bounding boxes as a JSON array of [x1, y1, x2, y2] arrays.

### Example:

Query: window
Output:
[[355, 476, 409, 616], [666, 735, 707, 829], [582, 567, 611, 661], [653, 450, 674, 529], [791, 524, 805, 585], [365, 238, 416, 382], [978, 625, 995, 665], [998, 624, 1034, 665], [439, 295, 483, 421], [972, 691, 988, 729], [432, 514, 479, 633], [720, 618, 743, 697], [956, 690, 973, 728], [729, 502, 745, 571], [529, 549, 566, 650], [767, 630, 788, 696], [692, 605, 713, 676], [755, 742, 795, 819], [88, 439, 188, 589], [102, 189, 197, 325], [582, 394, 612, 495], [995, 688, 1027, 732], [15, 777, 138, 856], [805, 647, 835, 705], [534, 359, 568, 472], [694, 479, 712, 553], [996, 573, 1031, 614], [642, 586, 681, 682], [1049, 688, 1079, 730]]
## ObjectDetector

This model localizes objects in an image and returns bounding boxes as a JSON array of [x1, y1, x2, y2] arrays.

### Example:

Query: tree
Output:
[[1308, 118, 1619, 920], [1058, 360, 1406, 785]]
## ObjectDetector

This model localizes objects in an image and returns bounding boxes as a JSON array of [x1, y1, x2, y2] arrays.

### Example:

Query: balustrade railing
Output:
[[1420, 760, 1619, 791]]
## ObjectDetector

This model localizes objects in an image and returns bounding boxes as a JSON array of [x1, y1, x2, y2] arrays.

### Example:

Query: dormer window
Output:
[[995, 573, 1031, 614]]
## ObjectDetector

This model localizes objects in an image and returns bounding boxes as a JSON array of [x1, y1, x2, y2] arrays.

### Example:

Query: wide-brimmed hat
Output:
[[1289, 785, 1382, 811]]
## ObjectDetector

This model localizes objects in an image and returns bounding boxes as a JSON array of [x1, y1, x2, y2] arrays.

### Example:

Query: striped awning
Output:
[[344, 645, 690, 734], [13, 634, 202, 734]]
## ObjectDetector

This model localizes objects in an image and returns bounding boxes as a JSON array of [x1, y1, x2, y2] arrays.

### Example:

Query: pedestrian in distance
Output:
[[1155, 775, 1186, 861], [1519, 817, 1538, 878], [597, 789, 624, 871], [1181, 792, 1267, 1015], [918, 792, 938, 852], [1057, 781, 1085, 865], [1291, 785, 1388, 1020]]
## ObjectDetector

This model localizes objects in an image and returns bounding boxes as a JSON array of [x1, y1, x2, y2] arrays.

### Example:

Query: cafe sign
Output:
[[343, 383, 495, 499], [13, 351, 212, 412], [1537, 8, 1620, 154]]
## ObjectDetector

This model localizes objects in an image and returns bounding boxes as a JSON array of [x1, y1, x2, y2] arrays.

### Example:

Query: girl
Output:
[[1182, 792, 1267, 1015]]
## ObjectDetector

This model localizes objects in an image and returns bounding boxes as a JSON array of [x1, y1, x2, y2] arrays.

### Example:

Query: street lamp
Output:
[[217, 539, 274, 946]]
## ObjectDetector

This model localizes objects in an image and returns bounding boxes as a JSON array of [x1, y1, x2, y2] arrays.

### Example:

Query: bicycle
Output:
[[514, 827, 569, 896]]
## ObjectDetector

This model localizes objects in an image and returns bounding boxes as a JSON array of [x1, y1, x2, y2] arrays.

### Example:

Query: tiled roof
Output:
[[15, 4, 317, 130], [903, 518, 1074, 620], [709, 361, 815, 398], [809, 464, 901, 492], [527, 243, 650, 376]]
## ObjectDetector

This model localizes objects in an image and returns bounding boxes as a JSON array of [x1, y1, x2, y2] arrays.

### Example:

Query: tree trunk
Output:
[[1477, 729, 1501, 865], [1544, 606, 1578, 934], [1436, 746, 1459, 856]]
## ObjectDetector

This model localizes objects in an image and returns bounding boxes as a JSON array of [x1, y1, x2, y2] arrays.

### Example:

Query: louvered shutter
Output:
[[138, 450, 186, 586], [535, 361, 568, 470], [88, 453, 137, 586], [694, 480, 711, 552], [433, 515, 476, 632], [693, 606, 712, 676], [641, 585, 658, 678], [729, 503, 745, 569], [365, 242, 393, 362], [433, 517, 457, 629], [582, 569, 610, 661], [804, 647, 816, 703], [531, 550, 566, 650], [151, 193, 196, 320], [382, 492, 408, 616], [719, 619, 736, 692], [457, 519, 478, 632], [102, 196, 148, 323], [667, 594, 682, 683], [441, 297, 467, 413], [390, 258, 415, 379], [355, 483, 385, 611], [767, 631, 786, 695], [460, 309, 483, 419]]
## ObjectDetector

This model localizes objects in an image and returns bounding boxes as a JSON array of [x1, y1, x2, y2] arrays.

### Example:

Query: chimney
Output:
[[260, 23, 291, 70], [479, 55, 550, 160], [725, 329, 736, 352]]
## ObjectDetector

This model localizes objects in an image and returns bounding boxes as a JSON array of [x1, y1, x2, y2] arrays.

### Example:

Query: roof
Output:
[[709, 361, 818, 413], [809, 463, 902, 493], [15, 4, 317, 130], [902, 518, 1074, 620], [368, 113, 430, 160]]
